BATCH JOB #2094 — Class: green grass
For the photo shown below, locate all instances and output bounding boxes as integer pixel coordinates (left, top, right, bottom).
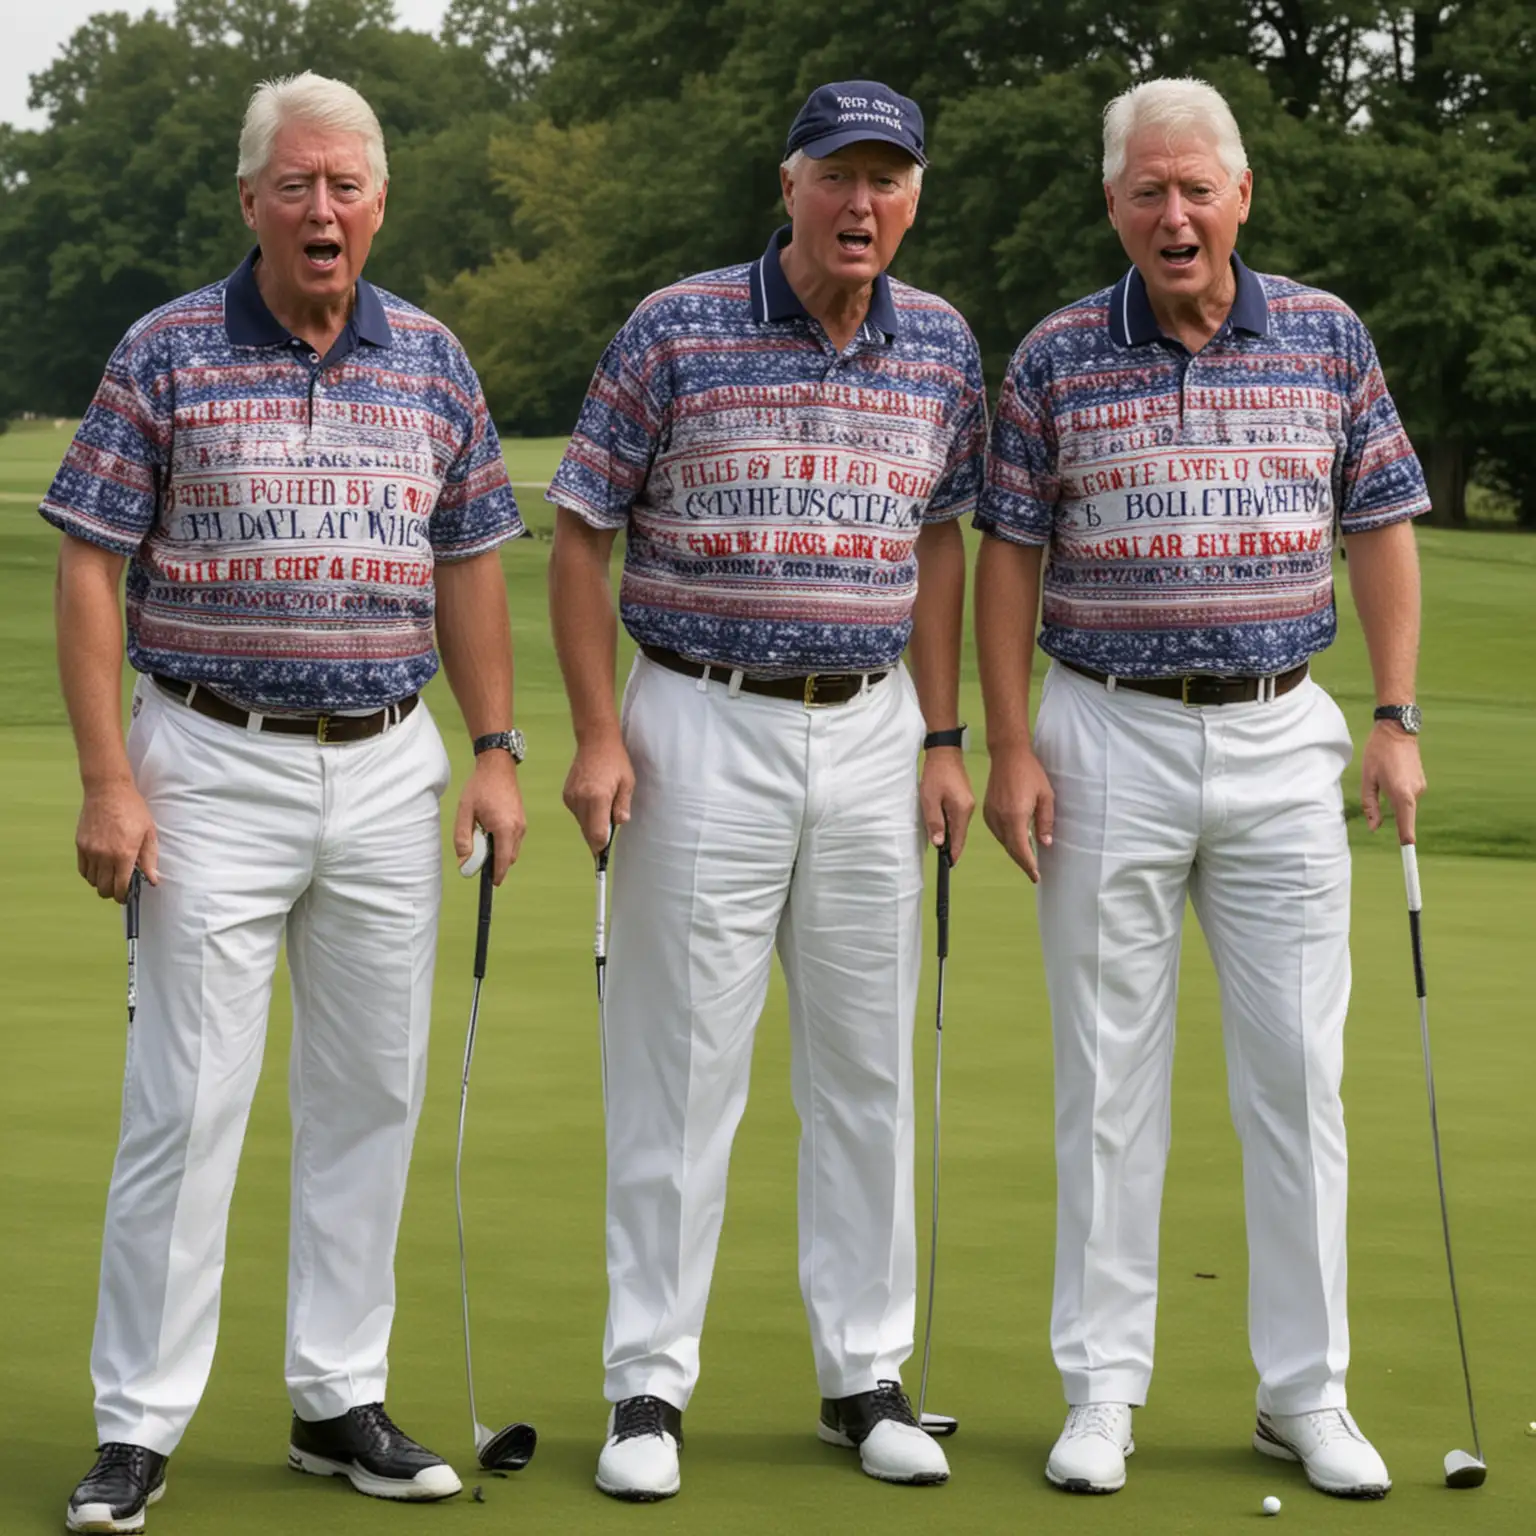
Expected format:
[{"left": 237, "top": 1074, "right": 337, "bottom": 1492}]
[{"left": 1, "top": 422, "right": 1533, "bottom": 1534}]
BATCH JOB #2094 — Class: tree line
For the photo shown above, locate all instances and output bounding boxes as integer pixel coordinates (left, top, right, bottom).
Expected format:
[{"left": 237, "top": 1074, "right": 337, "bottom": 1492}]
[{"left": 1, "top": 0, "right": 1531, "bottom": 527}]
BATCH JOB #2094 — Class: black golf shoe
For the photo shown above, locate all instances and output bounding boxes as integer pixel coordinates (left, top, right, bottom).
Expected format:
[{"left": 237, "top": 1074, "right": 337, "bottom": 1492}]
[
  {"left": 288, "top": 1403, "right": 462, "bottom": 1501},
  {"left": 66, "top": 1443, "right": 167, "bottom": 1533},
  {"left": 818, "top": 1381, "right": 950, "bottom": 1484}
]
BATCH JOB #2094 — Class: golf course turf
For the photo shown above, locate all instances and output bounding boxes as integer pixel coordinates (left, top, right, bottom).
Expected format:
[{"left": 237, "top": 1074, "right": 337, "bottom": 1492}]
[{"left": 1, "top": 419, "right": 1531, "bottom": 1533}]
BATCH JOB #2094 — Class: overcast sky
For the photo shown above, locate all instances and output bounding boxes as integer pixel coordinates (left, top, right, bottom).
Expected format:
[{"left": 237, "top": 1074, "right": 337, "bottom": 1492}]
[{"left": 1, "top": 0, "right": 451, "bottom": 130}]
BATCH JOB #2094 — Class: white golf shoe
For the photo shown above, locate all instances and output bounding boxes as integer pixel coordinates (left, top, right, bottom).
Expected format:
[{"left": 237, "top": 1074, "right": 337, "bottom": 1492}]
[
  {"left": 1045, "top": 1403, "right": 1134, "bottom": 1493},
  {"left": 595, "top": 1396, "right": 683, "bottom": 1502},
  {"left": 1254, "top": 1407, "right": 1391, "bottom": 1498},
  {"left": 817, "top": 1381, "right": 950, "bottom": 1485}
]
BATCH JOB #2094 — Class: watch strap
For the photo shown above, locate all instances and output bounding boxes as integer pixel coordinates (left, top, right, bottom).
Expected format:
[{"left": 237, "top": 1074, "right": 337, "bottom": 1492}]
[{"left": 924, "top": 725, "right": 968, "bottom": 751}]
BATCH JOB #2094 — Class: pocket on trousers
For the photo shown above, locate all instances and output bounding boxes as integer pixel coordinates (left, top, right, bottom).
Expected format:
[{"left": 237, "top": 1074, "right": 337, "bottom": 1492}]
[{"left": 125, "top": 684, "right": 177, "bottom": 795}]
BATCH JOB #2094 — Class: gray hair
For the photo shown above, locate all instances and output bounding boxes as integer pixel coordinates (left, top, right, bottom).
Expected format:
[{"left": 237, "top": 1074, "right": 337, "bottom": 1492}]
[
  {"left": 237, "top": 72, "right": 388, "bottom": 187},
  {"left": 781, "top": 147, "right": 925, "bottom": 191},
  {"left": 1101, "top": 78, "right": 1247, "bottom": 183}
]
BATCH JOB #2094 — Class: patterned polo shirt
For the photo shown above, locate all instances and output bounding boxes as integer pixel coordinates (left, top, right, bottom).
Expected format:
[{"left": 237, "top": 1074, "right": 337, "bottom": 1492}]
[
  {"left": 977, "top": 255, "right": 1430, "bottom": 677},
  {"left": 41, "top": 251, "right": 522, "bottom": 713},
  {"left": 548, "top": 225, "right": 986, "bottom": 675}
]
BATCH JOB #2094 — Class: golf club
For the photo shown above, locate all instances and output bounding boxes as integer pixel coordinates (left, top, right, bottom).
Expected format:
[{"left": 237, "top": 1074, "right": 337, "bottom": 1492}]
[
  {"left": 125, "top": 868, "right": 142, "bottom": 1027},
  {"left": 453, "top": 829, "right": 537, "bottom": 1474},
  {"left": 1401, "top": 841, "right": 1485, "bottom": 1490},
  {"left": 917, "top": 834, "right": 958, "bottom": 1439}
]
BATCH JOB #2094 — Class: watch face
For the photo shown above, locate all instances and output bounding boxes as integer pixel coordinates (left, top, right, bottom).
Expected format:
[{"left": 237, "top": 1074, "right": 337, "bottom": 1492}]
[
  {"left": 507, "top": 728, "right": 527, "bottom": 761},
  {"left": 1401, "top": 703, "right": 1423, "bottom": 734}
]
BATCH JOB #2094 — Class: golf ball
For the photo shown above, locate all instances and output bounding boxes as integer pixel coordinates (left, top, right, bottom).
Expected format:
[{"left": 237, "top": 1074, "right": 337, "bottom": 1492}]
[
  {"left": 1262, "top": 1495, "right": 1282, "bottom": 1516},
  {"left": 1526, "top": 1421, "right": 1536, "bottom": 1436}
]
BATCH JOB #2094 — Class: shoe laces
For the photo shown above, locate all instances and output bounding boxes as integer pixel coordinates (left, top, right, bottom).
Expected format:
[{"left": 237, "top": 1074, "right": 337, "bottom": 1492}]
[
  {"left": 613, "top": 1395, "right": 675, "bottom": 1442},
  {"left": 1295, "top": 1408, "right": 1363, "bottom": 1446},
  {"left": 1064, "top": 1403, "right": 1128, "bottom": 1442},
  {"left": 351, "top": 1402, "right": 407, "bottom": 1444},
  {"left": 96, "top": 1443, "right": 147, "bottom": 1468},
  {"left": 867, "top": 1380, "right": 919, "bottom": 1428}
]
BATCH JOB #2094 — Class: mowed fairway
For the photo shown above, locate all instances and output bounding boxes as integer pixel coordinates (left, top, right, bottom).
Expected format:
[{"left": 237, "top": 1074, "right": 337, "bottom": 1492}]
[{"left": 1, "top": 418, "right": 1532, "bottom": 1534}]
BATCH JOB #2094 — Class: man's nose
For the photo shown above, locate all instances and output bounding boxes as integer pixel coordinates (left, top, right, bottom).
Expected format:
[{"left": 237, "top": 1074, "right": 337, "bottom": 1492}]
[
  {"left": 1160, "top": 189, "right": 1187, "bottom": 229},
  {"left": 308, "top": 181, "right": 335, "bottom": 224},
  {"left": 846, "top": 177, "right": 875, "bottom": 213}
]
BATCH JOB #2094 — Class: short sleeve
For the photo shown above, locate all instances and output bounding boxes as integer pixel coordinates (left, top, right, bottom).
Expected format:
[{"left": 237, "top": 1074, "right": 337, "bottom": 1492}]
[
  {"left": 431, "top": 364, "right": 525, "bottom": 560},
  {"left": 973, "top": 343, "right": 1058, "bottom": 546},
  {"left": 39, "top": 320, "right": 170, "bottom": 555},
  {"left": 1337, "top": 314, "right": 1431, "bottom": 533},
  {"left": 925, "top": 330, "right": 987, "bottom": 523},
  {"left": 546, "top": 313, "right": 666, "bottom": 529}
]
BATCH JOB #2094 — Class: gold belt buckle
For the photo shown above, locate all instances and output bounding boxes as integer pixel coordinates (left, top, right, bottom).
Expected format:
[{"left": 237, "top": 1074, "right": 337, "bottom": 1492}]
[
  {"left": 1180, "top": 676, "right": 1197, "bottom": 708},
  {"left": 316, "top": 715, "right": 332, "bottom": 743},
  {"left": 803, "top": 674, "right": 823, "bottom": 708}
]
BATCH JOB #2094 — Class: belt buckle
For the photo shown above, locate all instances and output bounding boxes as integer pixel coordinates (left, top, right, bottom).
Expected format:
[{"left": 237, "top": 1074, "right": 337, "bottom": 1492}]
[
  {"left": 1180, "top": 675, "right": 1197, "bottom": 708},
  {"left": 316, "top": 715, "right": 332, "bottom": 744},
  {"left": 803, "top": 674, "right": 825, "bottom": 709}
]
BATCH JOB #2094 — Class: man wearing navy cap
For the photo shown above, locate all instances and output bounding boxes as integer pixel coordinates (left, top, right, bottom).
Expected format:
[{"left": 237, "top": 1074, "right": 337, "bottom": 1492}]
[{"left": 548, "top": 80, "right": 985, "bottom": 1498}]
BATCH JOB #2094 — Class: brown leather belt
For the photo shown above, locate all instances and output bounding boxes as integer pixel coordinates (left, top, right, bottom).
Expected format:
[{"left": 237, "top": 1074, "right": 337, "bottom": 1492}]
[
  {"left": 153, "top": 675, "right": 418, "bottom": 742},
  {"left": 641, "top": 645, "right": 889, "bottom": 707},
  {"left": 1061, "top": 659, "right": 1309, "bottom": 707}
]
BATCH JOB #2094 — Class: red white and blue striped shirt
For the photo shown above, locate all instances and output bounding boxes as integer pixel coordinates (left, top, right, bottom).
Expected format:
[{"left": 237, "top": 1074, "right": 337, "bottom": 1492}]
[
  {"left": 40, "top": 252, "right": 522, "bottom": 713},
  {"left": 548, "top": 226, "right": 987, "bottom": 675},
  {"left": 978, "top": 257, "right": 1430, "bottom": 677}
]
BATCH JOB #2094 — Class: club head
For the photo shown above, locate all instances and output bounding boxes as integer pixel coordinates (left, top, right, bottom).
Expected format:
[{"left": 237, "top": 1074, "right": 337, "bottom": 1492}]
[
  {"left": 1443, "top": 1449, "right": 1486, "bottom": 1488},
  {"left": 920, "top": 1411, "right": 958, "bottom": 1438},
  {"left": 476, "top": 1420, "right": 536, "bottom": 1472}
]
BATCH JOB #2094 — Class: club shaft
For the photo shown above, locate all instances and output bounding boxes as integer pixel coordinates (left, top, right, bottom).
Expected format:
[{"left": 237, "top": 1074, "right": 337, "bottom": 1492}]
[
  {"left": 1417, "top": 988, "right": 1482, "bottom": 1461},
  {"left": 918, "top": 839, "right": 952, "bottom": 1422},
  {"left": 474, "top": 841, "right": 495, "bottom": 980},
  {"left": 1403, "top": 844, "right": 1482, "bottom": 1463},
  {"left": 918, "top": 955, "right": 945, "bottom": 1421},
  {"left": 456, "top": 977, "right": 484, "bottom": 1441}
]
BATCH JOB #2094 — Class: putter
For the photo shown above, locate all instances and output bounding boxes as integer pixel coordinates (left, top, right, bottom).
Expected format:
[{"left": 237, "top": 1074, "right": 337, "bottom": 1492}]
[
  {"left": 1402, "top": 842, "right": 1485, "bottom": 1490},
  {"left": 453, "top": 830, "right": 537, "bottom": 1473},
  {"left": 125, "top": 869, "right": 143, "bottom": 1027},
  {"left": 917, "top": 835, "right": 958, "bottom": 1439}
]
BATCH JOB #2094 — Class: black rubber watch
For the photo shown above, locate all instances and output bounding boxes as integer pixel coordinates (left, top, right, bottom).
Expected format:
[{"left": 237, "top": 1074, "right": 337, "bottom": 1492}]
[
  {"left": 473, "top": 729, "right": 526, "bottom": 763},
  {"left": 923, "top": 725, "right": 969, "bottom": 752},
  {"left": 1372, "top": 704, "right": 1422, "bottom": 736}
]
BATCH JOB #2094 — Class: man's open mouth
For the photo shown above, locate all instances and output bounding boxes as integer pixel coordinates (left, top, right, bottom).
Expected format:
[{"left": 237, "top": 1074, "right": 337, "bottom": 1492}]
[
  {"left": 305, "top": 241, "right": 342, "bottom": 269},
  {"left": 1161, "top": 245, "right": 1199, "bottom": 266},
  {"left": 837, "top": 230, "right": 874, "bottom": 252}
]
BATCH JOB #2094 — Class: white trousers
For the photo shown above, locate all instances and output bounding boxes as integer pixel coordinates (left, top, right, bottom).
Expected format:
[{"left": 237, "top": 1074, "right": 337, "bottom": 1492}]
[
  {"left": 93, "top": 678, "right": 451, "bottom": 1454},
  {"left": 1033, "top": 662, "right": 1355, "bottom": 1416},
  {"left": 603, "top": 653, "right": 928, "bottom": 1409}
]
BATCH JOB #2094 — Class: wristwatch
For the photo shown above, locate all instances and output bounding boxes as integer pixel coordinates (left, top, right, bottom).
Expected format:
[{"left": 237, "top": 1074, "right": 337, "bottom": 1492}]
[
  {"left": 923, "top": 724, "right": 969, "bottom": 752},
  {"left": 473, "top": 729, "right": 527, "bottom": 763},
  {"left": 1373, "top": 704, "right": 1422, "bottom": 736}
]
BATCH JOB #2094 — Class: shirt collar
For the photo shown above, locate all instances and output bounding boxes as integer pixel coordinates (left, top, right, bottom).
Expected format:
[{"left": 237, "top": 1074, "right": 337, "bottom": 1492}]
[
  {"left": 748, "top": 224, "right": 900, "bottom": 341},
  {"left": 223, "top": 248, "right": 392, "bottom": 349},
  {"left": 1108, "top": 252, "right": 1269, "bottom": 347}
]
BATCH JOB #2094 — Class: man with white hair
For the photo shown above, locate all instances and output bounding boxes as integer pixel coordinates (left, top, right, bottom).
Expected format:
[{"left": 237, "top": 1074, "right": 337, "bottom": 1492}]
[
  {"left": 548, "top": 79, "right": 983, "bottom": 1500},
  {"left": 976, "top": 77, "right": 1428, "bottom": 1499},
  {"left": 43, "top": 71, "right": 526, "bottom": 1529}
]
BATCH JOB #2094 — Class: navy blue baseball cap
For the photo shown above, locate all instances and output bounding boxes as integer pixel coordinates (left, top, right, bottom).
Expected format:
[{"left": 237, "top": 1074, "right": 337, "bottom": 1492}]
[{"left": 785, "top": 80, "right": 926, "bottom": 167}]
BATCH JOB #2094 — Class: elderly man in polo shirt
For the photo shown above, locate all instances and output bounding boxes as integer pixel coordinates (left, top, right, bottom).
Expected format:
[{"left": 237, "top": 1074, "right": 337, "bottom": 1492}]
[
  {"left": 43, "top": 72, "right": 526, "bottom": 1530},
  {"left": 548, "top": 80, "right": 984, "bottom": 1499},
  {"left": 975, "top": 78, "right": 1429, "bottom": 1499}
]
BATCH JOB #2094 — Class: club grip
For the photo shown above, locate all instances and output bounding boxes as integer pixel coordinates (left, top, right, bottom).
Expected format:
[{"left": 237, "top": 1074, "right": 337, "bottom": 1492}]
[
  {"left": 1401, "top": 841, "right": 1423, "bottom": 914},
  {"left": 125, "top": 869, "right": 142, "bottom": 941},
  {"left": 936, "top": 838, "right": 951, "bottom": 961},
  {"left": 474, "top": 834, "right": 495, "bottom": 980}
]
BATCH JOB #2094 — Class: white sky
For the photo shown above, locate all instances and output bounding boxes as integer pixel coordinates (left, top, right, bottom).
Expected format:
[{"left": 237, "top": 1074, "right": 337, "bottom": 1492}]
[{"left": 0, "top": 0, "right": 451, "bottom": 130}]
